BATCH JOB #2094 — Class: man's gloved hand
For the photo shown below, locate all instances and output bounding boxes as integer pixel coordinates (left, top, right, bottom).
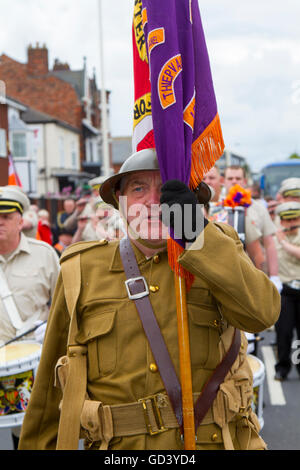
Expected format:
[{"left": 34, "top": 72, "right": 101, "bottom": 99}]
[{"left": 160, "top": 180, "right": 208, "bottom": 243}]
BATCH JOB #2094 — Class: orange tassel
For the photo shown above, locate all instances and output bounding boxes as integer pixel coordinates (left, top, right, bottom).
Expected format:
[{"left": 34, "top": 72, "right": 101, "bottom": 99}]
[
  {"left": 189, "top": 113, "right": 225, "bottom": 190},
  {"left": 167, "top": 238, "right": 195, "bottom": 291},
  {"left": 168, "top": 113, "right": 224, "bottom": 288}
]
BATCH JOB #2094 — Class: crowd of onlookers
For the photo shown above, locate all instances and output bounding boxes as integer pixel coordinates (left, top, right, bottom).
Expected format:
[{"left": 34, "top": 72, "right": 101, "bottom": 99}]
[
  {"left": 203, "top": 165, "right": 300, "bottom": 381},
  {"left": 21, "top": 178, "right": 126, "bottom": 258}
]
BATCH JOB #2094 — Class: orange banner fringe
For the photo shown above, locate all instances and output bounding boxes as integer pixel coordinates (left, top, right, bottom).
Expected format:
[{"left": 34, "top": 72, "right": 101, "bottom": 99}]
[
  {"left": 168, "top": 113, "right": 225, "bottom": 290},
  {"left": 189, "top": 113, "right": 225, "bottom": 190}
]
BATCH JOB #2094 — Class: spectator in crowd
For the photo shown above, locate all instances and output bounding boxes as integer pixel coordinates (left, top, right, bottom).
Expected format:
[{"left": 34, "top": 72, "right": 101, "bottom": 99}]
[
  {"left": 204, "top": 165, "right": 265, "bottom": 271},
  {"left": 63, "top": 196, "right": 94, "bottom": 234},
  {"left": 223, "top": 166, "right": 282, "bottom": 292},
  {"left": 202, "top": 165, "right": 224, "bottom": 202},
  {"left": 56, "top": 198, "right": 76, "bottom": 231},
  {"left": 53, "top": 228, "right": 73, "bottom": 257},
  {"left": 22, "top": 204, "right": 38, "bottom": 239},
  {"left": 273, "top": 201, "right": 300, "bottom": 380},
  {"left": 36, "top": 209, "right": 53, "bottom": 246},
  {"left": 274, "top": 178, "right": 300, "bottom": 227}
]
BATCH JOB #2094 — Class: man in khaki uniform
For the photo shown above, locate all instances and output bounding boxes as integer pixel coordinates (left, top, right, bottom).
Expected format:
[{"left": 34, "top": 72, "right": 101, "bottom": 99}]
[
  {"left": 19, "top": 149, "right": 280, "bottom": 451},
  {"left": 0, "top": 186, "right": 60, "bottom": 448},
  {"left": 273, "top": 201, "right": 300, "bottom": 380}
]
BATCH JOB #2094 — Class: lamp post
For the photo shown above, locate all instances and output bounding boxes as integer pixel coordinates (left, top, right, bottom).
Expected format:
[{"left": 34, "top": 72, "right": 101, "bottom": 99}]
[{"left": 98, "top": 0, "right": 110, "bottom": 177}]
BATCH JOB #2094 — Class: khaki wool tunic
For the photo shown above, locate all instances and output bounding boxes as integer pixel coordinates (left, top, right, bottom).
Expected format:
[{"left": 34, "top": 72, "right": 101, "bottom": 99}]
[{"left": 19, "top": 222, "right": 280, "bottom": 450}]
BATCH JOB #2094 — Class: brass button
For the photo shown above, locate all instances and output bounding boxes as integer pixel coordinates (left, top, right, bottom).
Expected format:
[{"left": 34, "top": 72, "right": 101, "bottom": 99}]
[
  {"left": 149, "top": 285, "right": 159, "bottom": 293},
  {"left": 149, "top": 363, "right": 158, "bottom": 373},
  {"left": 153, "top": 254, "right": 161, "bottom": 264},
  {"left": 211, "top": 433, "right": 218, "bottom": 442},
  {"left": 239, "top": 407, "right": 246, "bottom": 414},
  {"left": 213, "top": 320, "right": 220, "bottom": 327}
]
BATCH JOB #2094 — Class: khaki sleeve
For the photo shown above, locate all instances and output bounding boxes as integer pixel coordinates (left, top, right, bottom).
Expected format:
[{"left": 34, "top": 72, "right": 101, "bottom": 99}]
[
  {"left": 19, "top": 272, "right": 70, "bottom": 450},
  {"left": 179, "top": 222, "right": 281, "bottom": 333}
]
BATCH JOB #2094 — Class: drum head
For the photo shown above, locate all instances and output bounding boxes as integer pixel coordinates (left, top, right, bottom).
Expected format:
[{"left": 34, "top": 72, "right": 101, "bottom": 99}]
[{"left": 0, "top": 342, "right": 41, "bottom": 419}]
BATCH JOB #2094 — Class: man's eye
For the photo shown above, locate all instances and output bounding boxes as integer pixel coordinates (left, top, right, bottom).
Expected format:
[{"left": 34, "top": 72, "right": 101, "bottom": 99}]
[{"left": 133, "top": 186, "right": 143, "bottom": 192}]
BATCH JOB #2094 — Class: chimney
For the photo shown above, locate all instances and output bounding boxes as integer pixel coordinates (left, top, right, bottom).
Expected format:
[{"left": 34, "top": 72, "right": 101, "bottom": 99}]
[
  {"left": 27, "top": 42, "right": 49, "bottom": 76},
  {"left": 53, "top": 58, "right": 70, "bottom": 71}
]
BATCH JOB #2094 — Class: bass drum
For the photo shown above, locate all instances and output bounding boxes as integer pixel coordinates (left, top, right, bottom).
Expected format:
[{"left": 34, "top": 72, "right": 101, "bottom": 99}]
[
  {"left": 0, "top": 341, "right": 41, "bottom": 429},
  {"left": 247, "top": 354, "right": 265, "bottom": 429}
]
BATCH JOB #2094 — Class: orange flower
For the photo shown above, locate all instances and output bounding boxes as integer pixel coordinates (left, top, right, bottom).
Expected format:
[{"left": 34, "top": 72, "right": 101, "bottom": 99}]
[{"left": 223, "top": 184, "right": 252, "bottom": 208}]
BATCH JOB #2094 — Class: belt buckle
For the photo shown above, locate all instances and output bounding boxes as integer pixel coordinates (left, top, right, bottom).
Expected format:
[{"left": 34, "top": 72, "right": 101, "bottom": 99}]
[
  {"left": 138, "top": 395, "right": 167, "bottom": 435},
  {"left": 125, "top": 276, "right": 149, "bottom": 300}
]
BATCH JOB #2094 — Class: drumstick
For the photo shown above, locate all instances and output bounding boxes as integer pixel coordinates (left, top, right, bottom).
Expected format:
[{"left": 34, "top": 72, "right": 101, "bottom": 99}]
[{"left": 0, "top": 321, "right": 47, "bottom": 349}]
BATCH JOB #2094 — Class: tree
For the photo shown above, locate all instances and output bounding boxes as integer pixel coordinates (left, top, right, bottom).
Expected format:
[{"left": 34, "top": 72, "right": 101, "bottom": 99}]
[{"left": 288, "top": 152, "right": 300, "bottom": 159}]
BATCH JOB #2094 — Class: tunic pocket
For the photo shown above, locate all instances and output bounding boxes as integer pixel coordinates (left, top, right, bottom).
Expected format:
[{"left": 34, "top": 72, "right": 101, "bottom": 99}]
[
  {"left": 188, "top": 305, "right": 222, "bottom": 369},
  {"left": 76, "top": 310, "right": 117, "bottom": 380}
]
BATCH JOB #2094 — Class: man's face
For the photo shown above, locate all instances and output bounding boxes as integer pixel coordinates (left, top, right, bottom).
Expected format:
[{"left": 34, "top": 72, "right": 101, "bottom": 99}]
[
  {"left": 224, "top": 168, "right": 246, "bottom": 193},
  {"left": 203, "top": 167, "right": 222, "bottom": 193},
  {"left": 63, "top": 199, "right": 75, "bottom": 214},
  {"left": 280, "top": 216, "right": 300, "bottom": 233},
  {"left": 117, "top": 170, "right": 168, "bottom": 242},
  {"left": 0, "top": 212, "right": 23, "bottom": 247}
]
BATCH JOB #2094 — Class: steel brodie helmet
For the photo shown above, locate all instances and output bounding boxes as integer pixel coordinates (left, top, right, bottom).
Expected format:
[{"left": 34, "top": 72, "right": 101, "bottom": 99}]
[
  {"left": 100, "top": 147, "right": 214, "bottom": 209},
  {"left": 100, "top": 148, "right": 160, "bottom": 209}
]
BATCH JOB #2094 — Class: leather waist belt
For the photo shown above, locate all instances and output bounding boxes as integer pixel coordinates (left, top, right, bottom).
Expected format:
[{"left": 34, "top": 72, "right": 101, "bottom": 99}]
[
  {"left": 119, "top": 237, "right": 241, "bottom": 435},
  {"left": 81, "top": 392, "right": 214, "bottom": 443}
]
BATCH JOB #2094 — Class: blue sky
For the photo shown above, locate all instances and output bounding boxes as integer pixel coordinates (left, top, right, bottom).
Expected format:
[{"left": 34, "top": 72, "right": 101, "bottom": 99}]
[{"left": 1, "top": 0, "right": 300, "bottom": 171}]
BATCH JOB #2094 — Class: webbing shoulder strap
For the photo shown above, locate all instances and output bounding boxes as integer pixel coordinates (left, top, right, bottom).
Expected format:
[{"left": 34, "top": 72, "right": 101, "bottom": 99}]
[
  {"left": 56, "top": 253, "right": 88, "bottom": 450},
  {"left": 120, "top": 237, "right": 183, "bottom": 432}
]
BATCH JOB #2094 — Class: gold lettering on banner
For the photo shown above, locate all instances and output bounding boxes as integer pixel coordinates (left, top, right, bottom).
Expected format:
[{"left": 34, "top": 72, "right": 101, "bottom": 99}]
[
  {"left": 133, "top": 0, "right": 148, "bottom": 62},
  {"left": 148, "top": 28, "right": 165, "bottom": 56},
  {"left": 133, "top": 92, "right": 152, "bottom": 129},
  {"left": 158, "top": 54, "right": 182, "bottom": 109}
]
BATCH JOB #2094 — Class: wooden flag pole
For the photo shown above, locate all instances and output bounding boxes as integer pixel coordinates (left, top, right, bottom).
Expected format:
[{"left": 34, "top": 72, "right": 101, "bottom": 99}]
[{"left": 174, "top": 273, "right": 196, "bottom": 450}]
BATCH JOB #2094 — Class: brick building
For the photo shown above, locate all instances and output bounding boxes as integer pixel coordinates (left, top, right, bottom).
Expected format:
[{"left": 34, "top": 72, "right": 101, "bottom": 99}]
[{"left": 0, "top": 43, "right": 112, "bottom": 192}]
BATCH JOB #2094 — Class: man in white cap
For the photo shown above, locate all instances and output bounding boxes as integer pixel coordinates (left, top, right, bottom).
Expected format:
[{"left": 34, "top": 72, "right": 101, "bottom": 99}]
[
  {"left": 0, "top": 186, "right": 60, "bottom": 448},
  {"left": 274, "top": 201, "right": 300, "bottom": 380}
]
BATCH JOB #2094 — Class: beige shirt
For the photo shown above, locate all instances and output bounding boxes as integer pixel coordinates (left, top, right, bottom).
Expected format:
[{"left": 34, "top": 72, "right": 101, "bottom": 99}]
[
  {"left": 0, "top": 233, "right": 60, "bottom": 343},
  {"left": 274, "top": 229, "right": 300, "bottom": 283},
  {"left": 209, "top": 202, "right": 262, "bottom": 245},
  {"left": 246, "top": 200, "right": 276, "bottom": 239}
]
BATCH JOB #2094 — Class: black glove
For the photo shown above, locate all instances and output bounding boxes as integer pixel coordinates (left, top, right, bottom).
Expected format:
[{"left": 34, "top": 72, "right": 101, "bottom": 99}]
[{"left": 160, "top": 180, "right": 209, "bottom": 243}]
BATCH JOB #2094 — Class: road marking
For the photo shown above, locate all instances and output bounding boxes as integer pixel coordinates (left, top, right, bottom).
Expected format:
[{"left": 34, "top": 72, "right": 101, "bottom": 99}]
[{"left": 261, "top": 345, "right": 286, "bottom": 406}]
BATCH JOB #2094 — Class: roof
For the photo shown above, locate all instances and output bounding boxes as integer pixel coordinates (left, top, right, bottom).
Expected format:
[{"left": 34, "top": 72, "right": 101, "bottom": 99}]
[
  {"left": 0, "top": 53, "right": 82, "bottom": 130},
  {"left": 22, "top": 107, "right": 80, "bottom": 133},
  {"left": 50, "top": 69, "right": 85, "bottom": 99}
]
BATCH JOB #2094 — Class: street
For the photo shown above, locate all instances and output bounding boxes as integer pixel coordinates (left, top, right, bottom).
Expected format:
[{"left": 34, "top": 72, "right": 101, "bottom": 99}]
[{"left": 0, "top": 328, "right": 299, "bottom": 451}]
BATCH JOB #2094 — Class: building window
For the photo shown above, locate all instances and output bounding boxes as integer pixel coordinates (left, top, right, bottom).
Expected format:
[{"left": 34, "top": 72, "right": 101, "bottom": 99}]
[
  {"left": 12, "top": 132, "right": 27, "bottom": 157},
  {"left": 0, "top": 129, "right": 7, "bottom": 157},
  {"left": 71, "top": 141, "right": 77, "bottom": 169},
  {"left": 59, "top": 136, "right": 65, "bottom": 168}
]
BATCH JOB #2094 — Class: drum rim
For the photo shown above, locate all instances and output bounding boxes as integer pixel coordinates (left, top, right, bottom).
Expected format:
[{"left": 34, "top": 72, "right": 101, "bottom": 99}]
[{"left": 0, "top": 341, "right": 41, "bottom": 371}]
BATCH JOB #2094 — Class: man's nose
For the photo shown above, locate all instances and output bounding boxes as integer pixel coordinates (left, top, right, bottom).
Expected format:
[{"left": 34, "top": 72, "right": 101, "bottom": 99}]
[{"left": 147, "top": 187, "right": 161, "bottom": 205}]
